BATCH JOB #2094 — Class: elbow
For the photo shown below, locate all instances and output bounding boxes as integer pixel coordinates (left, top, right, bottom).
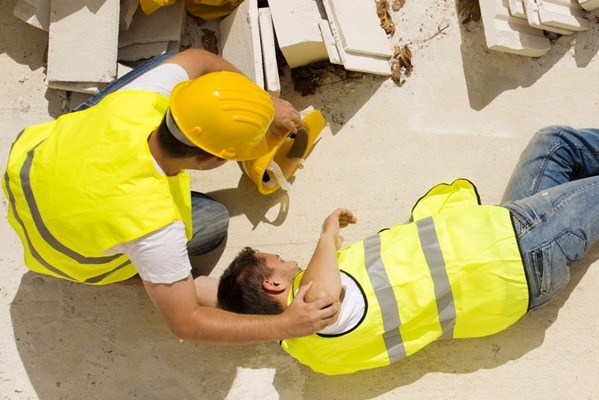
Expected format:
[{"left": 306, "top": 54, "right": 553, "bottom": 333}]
[
  {"left": 163, "top": 314, "right": 204, "bottom": 343},
  {"left": 305, "top": 288, "right": 339, "bottom": 306},
  {"left": 167, "top": 322, "right": 194, "bottom": 342}
]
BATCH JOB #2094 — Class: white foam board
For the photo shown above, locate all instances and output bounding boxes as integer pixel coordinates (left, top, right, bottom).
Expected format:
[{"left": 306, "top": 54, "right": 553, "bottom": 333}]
[
  {"left": 508, "top": 0, "right": 527, "bottom": 17},
  {"left": 324, "top": 0, "right": 392, "bottom": 58},
  {"left": 323, "top": 1, "right": 391, "bottom": 75},
  {"left": 47, "top": 0, "right": 119, "bottom": 84},
  {"left": 220, "top": 0, "right": 263, "bottom": 87},
  {"left": 267, "top": 0, "right": 328, "bottom": 68},
  {"left": 479, "top": 0, "right": 550, "bottom": 57},
  {"left": 319, "top": 19, "right": 342, "bottom": 65},
  {"left": 258, "top": 8, "right": 280, "bottom": 97},
  {"left": 536, "top": 0, "right": 590, "bottom": 31},
  {"left": 118, "top": 1, "right": 186, "bottom": 47},
  {"left": 578, "top": 0, "right": 599, "bottom": 11},
  {"left": 524, "top": 0, "right": 576, "bottom": 34},
  {"left": 13, "top": 0, "right": 50, "bottom": 31}
]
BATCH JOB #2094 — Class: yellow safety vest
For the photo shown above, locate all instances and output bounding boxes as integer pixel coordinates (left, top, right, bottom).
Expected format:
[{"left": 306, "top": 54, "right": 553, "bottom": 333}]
[
  {"left": 283, "top": 179, "right": 529, "bottom": 375},
  {"left": 2, "top": 90, "right": 192, "bottom": 284}
]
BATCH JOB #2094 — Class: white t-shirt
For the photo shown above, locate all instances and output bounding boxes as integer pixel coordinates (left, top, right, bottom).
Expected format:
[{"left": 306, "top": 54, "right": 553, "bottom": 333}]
[
  {"left": 317, "top": 271, "right": 366, "bottom": 335},
  {"left": 107, "top": 63, "right": 193, "bottom": 284}
]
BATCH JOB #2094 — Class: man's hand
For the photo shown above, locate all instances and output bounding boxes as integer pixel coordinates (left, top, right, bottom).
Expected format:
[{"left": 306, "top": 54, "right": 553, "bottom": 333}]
[
  {"left": 269, "top": 96, "right": 302, "bottom": 137},
  {"left": 322, "top": 209, "right": 357, "bottom": 249},
  {"left": 279, "top": 281, "right": 339, "bottom": 338}
]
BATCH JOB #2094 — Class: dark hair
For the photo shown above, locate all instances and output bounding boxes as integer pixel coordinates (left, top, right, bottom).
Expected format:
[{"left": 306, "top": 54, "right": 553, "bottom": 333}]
[
  {"left": 155, "top": 114, "right": 212, "bottom": 159},
  {"left": 217, "top": 247, "right": 284, "bottom": 315}
]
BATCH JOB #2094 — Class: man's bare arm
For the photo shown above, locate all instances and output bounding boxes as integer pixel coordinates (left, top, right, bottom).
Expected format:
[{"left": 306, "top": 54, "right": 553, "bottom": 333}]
[
  {"left": 300, "top": 209, "right": 357, "bottom": 309},
  {"left": 143, "top": 275, "right": 338, "bottom": 344}
]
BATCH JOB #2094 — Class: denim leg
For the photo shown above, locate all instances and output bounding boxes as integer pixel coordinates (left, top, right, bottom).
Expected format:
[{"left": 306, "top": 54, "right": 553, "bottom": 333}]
[
  {"left": 187, "top": 192, "right": 230, "bottom": 256},
  {"left": 71, "top": 52, "right": 175, "bottom": 112},
  {"left": 504, "top": 177, "right": 599, "bottom": 309},
  {"left": 502, "top": 125, "right": 599, "bottom": 203},
  {"left": 501, "top": 125, "right": 599, "bottom": 309}
]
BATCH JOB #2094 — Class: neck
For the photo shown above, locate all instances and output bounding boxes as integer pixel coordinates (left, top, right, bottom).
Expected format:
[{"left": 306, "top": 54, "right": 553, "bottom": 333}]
[{"left": 148, "top": 130, "right": 183, "bottom": 176}]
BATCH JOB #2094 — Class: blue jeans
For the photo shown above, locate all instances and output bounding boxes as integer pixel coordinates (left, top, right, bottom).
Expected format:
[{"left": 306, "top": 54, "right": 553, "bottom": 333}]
[
  {"left": 73, "top": 53, "right": 230, "bottom": 256},
  {"left": 501, "top": 125, "right": 599, "bottom": 310},
  {"left": 188, "top": 192, "right": 229, "bottom": 255}
]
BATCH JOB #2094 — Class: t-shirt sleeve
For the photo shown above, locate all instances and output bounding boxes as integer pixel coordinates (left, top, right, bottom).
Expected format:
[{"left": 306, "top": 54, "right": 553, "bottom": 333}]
[
  {"left": 110, "top": 220, "right": 192, "bottom": 284},
  {"left": 317, "top": 272, "right": 366, "bottom": 335},
  {"left": 119, "top": 63, "right": 189, "bottom": 97}
]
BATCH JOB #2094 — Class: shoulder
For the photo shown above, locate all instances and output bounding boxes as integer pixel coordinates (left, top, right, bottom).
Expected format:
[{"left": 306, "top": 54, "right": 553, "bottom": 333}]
[{"left": 120, "top": 63, "right": 190, "bottom": 97}]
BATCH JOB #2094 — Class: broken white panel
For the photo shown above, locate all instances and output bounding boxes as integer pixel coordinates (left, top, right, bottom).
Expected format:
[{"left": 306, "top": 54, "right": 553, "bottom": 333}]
[
  {"left": 478, "top": 0, "right": 550, "bottom": 57},
  {"left": 119, "top": 1, "right": 186, "bottom": 48},
  {"left": 536, "top": 0, "right": 590, "bottom": 31},
  {"left": 47, "top": 0, "right": 119, "bottom": 84},
  {"left": 524, "top": 0, "right": 576, "bottom": 34},
  {"left": 118, "top": 41, "right": 171, "bottom": 62},
  {"left": 323, "top": 0, "right": 392, "bottom": 58},
  {"left": 508, "top": 0, "right": 527, "bottom": 17},
  {"left": 48, "top": 81, "right": 105, "bottom": 94},
  {"left": 120, "top": 0, "right": 139, "bottom": 31},
  {"left": 258, "top": 8, "right": 280, "bottom": 97},
  {"left": 220, "top": 0, "right": 263, "bottom": 87},
  {"left": 323, "top": 4, "right": 390, "bottom": 75},
  {"left": 68, "top": 63, "right": 133, "bottom": 111},
  {"left": 13, "top": 0, "right": 50, "bottom": 31},
  {"left": 319, "top": 19, "right": 342, "bottom": 65},
  {"left": 268, "top": 0, "right": 329, "bottom": 68},
  {"left": 578, "top": 0, "right": 599, "bottom": 11},
  {"left": 69, "top": 91, "right": 94, "bottom": 111},
  {"left": 322, "top": 0, "right": 390, "bottom": 74}
]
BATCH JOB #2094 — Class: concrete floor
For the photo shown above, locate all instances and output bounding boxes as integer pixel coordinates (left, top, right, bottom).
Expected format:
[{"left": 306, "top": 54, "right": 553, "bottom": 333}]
[{"left": 2, "top": 0, "right": 599, "bottom": 399}]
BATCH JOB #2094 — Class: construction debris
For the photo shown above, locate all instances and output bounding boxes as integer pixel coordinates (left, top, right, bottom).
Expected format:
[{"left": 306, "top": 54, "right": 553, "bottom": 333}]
[
  {"left": 478, "top": 0, "right": 596, "bottom": 57},
  {"left": 377, "top": 0, "right": 396, "bottom": 36},
  {"left": 392, "top": 0, "right": 406, "bottom": 12},
  {"left": 390, "top": 44, "right": 412, "bottom": 85},
  {"left": 291, "top": 61, "right": 364, "bottom": 96},
  {"left": 13, "top": 0, "right": 400, "bottom": 103}
]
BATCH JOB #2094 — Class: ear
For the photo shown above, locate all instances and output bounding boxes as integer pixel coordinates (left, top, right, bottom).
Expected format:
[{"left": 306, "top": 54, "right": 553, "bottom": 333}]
[
  {"left": 194, "top": 154, "right": 227, "bottom": 171},
  {"left": 194, "top": 154, "right": 212, "bottom": 167},
  {"left": 262, "top": 278, "right": 288, "bottom": 295}
]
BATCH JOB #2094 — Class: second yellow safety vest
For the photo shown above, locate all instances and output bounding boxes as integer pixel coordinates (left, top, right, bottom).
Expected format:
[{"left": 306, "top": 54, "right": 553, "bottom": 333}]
[{"left": 283, "top": 179, "right": 529, "bottom": 375}]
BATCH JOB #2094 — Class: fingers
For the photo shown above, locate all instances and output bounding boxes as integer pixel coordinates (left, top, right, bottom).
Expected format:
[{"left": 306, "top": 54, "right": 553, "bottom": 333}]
[
  {"left": 293, "top": 281, "right": 313, "bottom": 301},
  {"left": 270, "top": 97, "right": 302, "bottom": 135},
  {"left": 316, "top": 300, "right": 339, "bottom": 324},
  {"left": 334, "top": 208, "right": 357, "bottom": 227}
]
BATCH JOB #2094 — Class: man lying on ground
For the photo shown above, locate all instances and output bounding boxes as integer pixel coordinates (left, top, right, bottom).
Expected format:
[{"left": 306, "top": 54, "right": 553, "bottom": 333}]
[{"left": 217, "top": 125, "right": 599, "bottom": 374}]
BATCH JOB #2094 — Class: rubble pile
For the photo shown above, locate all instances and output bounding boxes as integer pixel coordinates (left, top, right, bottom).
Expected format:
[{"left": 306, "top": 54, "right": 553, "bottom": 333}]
[
  {"left": 478, "top": 0, "right": 599, "bottom": 57},
  {"left": 13, "top": 0, "right": 397, "bottom": 105}
]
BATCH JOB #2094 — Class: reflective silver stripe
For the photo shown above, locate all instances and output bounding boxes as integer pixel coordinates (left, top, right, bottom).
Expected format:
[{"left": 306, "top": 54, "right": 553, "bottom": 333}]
[
  {"left": 4, "top": 164, "right": 73, "bottom": 280},
  {"left": 363, "top": 234, "right": 406, "bottom": 362},
  {"left": 166, "top": 108, "right": 196, "bottom": 147},
  {"left": 4, "top": 136, "right": 131, "bottom": 283},
  {"left": 416, "top": 217, "right": 456, "bottom": 339}
]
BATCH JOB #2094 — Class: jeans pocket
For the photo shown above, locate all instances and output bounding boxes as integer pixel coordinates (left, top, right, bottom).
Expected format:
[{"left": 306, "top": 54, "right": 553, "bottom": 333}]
[{"left": 529, "top": 230, "right": 583, "bottom": 303}]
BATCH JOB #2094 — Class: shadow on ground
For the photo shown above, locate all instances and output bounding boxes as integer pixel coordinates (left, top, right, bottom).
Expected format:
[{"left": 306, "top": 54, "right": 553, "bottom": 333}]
[
  {"left": 10, "top": 244, "right": 595, "bottom": 399},
  {"left": 278, "top": 245, "right": 596, "bottom": 399},
  {"left": 455, "top": 1, "right": 599, "bottom": 111},
  {"left": 10, "top": 272, "right": 265, "bottom": 399}
]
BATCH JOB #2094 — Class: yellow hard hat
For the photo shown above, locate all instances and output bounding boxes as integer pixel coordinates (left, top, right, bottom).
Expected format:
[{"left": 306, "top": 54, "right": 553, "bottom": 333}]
[
  {"left": 168, "top": 71, "right": 275, "bottom": 161},
  {"left": 242, "top": 108, "right": 326, "bottom": 195}
]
